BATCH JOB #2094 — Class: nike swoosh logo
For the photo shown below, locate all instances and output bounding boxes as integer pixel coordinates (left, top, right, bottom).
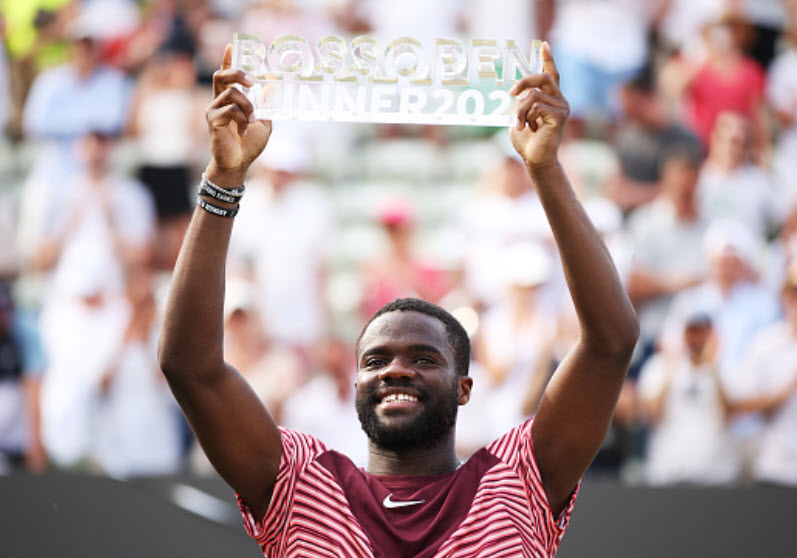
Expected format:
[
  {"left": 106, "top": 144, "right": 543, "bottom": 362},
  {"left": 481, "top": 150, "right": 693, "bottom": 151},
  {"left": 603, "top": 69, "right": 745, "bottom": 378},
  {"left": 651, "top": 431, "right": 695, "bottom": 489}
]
[{"left": 382, "top": 494, "right": 426, "bottom": 509}]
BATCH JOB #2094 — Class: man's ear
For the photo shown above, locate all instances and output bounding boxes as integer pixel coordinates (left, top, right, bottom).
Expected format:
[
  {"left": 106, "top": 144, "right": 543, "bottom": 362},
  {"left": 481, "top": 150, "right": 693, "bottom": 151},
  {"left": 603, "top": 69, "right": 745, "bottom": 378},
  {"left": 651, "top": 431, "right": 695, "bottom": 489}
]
[{"left": 458, "top": 376, "right": 473, "bottom": 405}]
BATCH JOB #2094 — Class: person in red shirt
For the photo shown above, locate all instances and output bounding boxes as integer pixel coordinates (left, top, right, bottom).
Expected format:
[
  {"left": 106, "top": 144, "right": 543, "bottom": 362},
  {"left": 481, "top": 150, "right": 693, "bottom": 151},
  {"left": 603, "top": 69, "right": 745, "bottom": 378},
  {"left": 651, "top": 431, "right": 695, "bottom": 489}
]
[
  {"left": 158, "top": 43, "right": 638, "bottom": 557},
  {"left": 661, "top": 16, "right": 768, "bottom": 154}
]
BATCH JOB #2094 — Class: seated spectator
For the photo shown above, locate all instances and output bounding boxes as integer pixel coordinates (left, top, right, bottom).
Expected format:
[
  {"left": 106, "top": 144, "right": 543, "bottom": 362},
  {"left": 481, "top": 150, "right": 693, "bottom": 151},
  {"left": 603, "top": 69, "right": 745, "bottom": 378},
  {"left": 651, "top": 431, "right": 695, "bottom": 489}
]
[
  {"left": 281, "top": 338, "right": 368, "bottom": 467},
  {"left": 458, "top": 153, "right": 550, "bottom": 307},
  {"left": 39, "top": 262, "right": 129, "bottom": 468},
  {"left": 0, "top": 280, "right": 46, "bottom": 474},
  {"left": 190, "top": 278, "right": 304, "bottom": 475},
  {"left": 731, "top": 262, "right": 797, "bottom": 486},
  {"left": 228, "top": 136, "right": 332, "bottom": 365},
  {"left": 661, "top": 219, "right": 780, "bottom": 378},
  {"left": 221, "top": 278, "right": 304, "bottom": 425},
  {"left": 608, "top": 68, "right": 702, "bottom": 212},
  {"left": 698, "top": 111, "right": 782, "bottom": 239},
  {"left": 627, "top": 146, "right": 708, "bottom": 373},
  {"left": 467, "top": 242, "right": 557, "bottom": 448},
  {"left": 639, "top": 311, "right": 740, "bottom": 485},
  {"left": 92, "top": 265, "right": 183, "bottom": 478}
]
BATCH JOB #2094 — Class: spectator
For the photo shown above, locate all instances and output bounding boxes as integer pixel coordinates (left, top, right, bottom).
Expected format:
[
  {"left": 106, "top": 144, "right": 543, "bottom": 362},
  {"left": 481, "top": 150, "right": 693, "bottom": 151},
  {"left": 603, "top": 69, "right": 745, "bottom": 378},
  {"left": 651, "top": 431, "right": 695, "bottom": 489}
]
[
  {"left": 697, "top": 111, "right": 782, "bottom": 239},
  {"left": 38, "top": 262, "right": 129, "bottom": 468},
  {"left": 191, "top": 278, "right": 304, "bottom": 475},
  {"left": 661, "top": 219, "right": 779, "bottom": 386},
  {"left": 221, "top": 278, "right": 304, "bottom": 424},
  {"left": 459, "top": 151, "right": 550, "bottom": 307},
  {"left": 22, "top": 18, "right": 132, "bottom": 180},
  {"left": 639, "top": 311, "right": 740, "bottom": 485},
  {"left": 660, "top": 15, "right": 768, "bottom": 152},
  {"left": 467, "top": 242, "right": 557, "bottom": 448},
  {"left": 731, "top": 262, "right": 797, "bottom": 486},
  {"left": 27, "top": 131, "right": 155, "bottom": 300},
  {"left": 627, "top": 146, "right": 708, "bottom": 372},
  {"left": 549, "top": 0, "right": 656, "bottom": 134},
  {"left": 229, "top": 133, "right": 333, "bottom": 365},
  {"left": 128, "top": 28, "right": 205, "bottom": 270},
  {"left": 0, "top": 280, "right": 46, "bottom": 474},
  {"left": 92, "top": 265, "right": 183, "bottom": 478},
  {"left": 608, "top": 68, "right": 702, "bottom": 211},
  {"left": 281, "top": 338, "right": 368, "bottom": 467},
  {"left": 360, "top": 198, "right": 451, "bottom": 319}
]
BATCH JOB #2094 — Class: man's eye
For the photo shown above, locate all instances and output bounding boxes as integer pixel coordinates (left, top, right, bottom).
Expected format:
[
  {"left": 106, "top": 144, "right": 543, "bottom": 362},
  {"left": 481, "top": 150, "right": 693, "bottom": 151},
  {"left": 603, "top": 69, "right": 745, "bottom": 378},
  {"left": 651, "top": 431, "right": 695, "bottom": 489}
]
[
  {"left": 365, "top": 358, "right": 386, "bottom": 367},
  {"left": 416, "top": 357, "right": 436, "bottom": 365}
]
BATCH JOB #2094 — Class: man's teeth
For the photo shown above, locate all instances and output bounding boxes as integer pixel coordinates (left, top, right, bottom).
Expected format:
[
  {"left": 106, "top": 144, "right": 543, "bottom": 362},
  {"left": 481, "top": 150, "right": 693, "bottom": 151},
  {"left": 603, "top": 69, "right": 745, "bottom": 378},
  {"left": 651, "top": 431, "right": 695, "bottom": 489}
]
[{"left": 382, "top": 393, "right": 418, "bottom": 403}]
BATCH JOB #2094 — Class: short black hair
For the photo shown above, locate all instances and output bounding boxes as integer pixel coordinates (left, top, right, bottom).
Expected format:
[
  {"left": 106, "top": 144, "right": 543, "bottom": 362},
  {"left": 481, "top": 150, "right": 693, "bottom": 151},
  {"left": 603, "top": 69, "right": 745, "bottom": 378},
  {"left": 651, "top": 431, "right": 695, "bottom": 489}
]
[{"left": 356, "top": 298, "right": 471, "bottom": 376}]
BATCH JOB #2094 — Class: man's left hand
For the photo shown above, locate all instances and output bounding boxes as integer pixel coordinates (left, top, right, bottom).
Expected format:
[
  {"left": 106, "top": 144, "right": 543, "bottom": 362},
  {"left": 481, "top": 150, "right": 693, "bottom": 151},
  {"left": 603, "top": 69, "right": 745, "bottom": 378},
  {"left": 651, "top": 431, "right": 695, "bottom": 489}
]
[{"left": 509, "top": 42, "right": 569, "bottom": 170}]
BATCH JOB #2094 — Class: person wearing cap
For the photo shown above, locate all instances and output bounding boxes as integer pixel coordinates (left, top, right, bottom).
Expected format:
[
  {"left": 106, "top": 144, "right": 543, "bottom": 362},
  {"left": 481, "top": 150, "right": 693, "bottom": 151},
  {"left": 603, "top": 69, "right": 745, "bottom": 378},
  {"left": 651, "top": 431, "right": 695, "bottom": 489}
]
[
  {"left": 729, "top": 262, "right": 797, "bottom": 486},
  {"left": 660, "top": 219, "right": 779, "bottom": 377},
  {"left": 159, "top": 43, "right": 638, "bottom": 556},
  {"left": 638, "top": 310, "right": 740, "bottom": 485}
]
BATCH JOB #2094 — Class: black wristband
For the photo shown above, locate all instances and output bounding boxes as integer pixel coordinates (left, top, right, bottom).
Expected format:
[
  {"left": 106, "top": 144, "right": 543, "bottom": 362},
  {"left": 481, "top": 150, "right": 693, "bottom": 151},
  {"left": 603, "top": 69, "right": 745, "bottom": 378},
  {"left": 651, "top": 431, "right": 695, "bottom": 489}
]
[
  {"left": 199, "top": 173, "right": 245, "bottom": 202},
  {"left": 197, "top": 196, "right": 239, "bottom": 218}
]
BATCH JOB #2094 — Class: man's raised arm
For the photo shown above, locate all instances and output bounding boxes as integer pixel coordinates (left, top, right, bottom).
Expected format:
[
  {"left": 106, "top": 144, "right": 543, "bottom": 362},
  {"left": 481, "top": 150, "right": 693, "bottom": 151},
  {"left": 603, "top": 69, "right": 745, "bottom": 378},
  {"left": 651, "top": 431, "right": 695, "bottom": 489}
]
[
  {"left": 157, "top": 45, "right": 280, "bottom": 521},
  {"left": 509, "top": 44, "right": 639, "bottom": 516}
]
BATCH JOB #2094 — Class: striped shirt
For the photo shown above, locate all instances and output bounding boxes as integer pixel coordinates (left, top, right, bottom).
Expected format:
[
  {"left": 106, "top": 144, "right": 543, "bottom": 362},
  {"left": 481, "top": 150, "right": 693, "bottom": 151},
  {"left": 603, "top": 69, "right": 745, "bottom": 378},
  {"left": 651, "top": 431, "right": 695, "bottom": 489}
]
[{"left": 237, "top": 419, "right": 578, "bottom": 557}]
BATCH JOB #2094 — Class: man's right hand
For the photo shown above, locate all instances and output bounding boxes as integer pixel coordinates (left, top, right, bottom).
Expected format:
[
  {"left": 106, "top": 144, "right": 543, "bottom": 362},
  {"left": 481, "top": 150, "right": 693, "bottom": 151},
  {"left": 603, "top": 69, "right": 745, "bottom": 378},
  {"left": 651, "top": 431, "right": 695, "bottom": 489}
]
[{"left": 205, "top": 44, "right": 272, "bottom": 185}]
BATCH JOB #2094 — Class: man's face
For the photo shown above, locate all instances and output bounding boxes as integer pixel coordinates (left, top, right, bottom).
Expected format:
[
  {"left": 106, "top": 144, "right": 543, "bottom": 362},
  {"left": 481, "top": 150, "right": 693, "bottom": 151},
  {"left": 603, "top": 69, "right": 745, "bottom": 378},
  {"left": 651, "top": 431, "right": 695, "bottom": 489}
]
[{"left": 355, "top": 311, "right": 470, "bottom": 452}]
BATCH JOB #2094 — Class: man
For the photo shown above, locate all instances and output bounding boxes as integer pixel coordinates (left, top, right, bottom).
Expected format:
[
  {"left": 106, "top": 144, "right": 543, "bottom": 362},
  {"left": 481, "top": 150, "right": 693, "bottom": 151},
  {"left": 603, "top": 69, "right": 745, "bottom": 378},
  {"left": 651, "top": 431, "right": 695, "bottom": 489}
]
[{"left": 158, "top": 43, "right": 639, "bottom": 556}]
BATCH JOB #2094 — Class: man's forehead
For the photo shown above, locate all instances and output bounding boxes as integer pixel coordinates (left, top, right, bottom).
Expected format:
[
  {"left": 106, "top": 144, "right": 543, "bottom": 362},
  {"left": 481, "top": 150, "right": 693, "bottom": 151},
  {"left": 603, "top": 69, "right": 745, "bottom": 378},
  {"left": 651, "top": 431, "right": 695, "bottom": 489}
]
[{"left": 358, "top": 311, "right": 449, "bottom": 352}]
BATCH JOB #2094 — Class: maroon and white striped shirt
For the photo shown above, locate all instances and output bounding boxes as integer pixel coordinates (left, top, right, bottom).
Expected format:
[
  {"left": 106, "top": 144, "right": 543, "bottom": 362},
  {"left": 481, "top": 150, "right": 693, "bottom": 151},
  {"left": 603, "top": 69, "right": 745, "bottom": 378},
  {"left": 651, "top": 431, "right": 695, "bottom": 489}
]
[{"left": 237, "top": 419, "right": 578, "bottom": 557}]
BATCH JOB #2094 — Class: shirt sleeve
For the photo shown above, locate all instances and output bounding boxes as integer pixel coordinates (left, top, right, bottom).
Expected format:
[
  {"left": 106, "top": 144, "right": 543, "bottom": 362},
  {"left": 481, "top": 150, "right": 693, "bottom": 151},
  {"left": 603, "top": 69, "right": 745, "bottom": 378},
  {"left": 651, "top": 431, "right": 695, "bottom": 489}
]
[
  {"left": 490, "top": 419, "right": 580, "bottom": 555},
  {"left": 236, "top": 428, "right": 328, "bottom": 555}
]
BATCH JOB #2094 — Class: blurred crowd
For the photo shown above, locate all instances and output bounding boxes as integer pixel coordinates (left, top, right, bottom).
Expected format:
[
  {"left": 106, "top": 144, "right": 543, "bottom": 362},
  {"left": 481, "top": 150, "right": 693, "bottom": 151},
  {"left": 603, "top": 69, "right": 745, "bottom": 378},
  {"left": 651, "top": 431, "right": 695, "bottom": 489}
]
[{"left": 1, "top": 0, "right": 797, "bottom": 490}]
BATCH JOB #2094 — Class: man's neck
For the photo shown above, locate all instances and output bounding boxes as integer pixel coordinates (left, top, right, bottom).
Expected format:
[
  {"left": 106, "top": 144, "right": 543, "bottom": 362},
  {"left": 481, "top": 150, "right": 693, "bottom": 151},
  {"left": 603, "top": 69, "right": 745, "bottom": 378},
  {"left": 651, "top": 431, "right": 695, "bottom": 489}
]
[{"left": 366, "top": 435, "right": 460, "bottom": 476}]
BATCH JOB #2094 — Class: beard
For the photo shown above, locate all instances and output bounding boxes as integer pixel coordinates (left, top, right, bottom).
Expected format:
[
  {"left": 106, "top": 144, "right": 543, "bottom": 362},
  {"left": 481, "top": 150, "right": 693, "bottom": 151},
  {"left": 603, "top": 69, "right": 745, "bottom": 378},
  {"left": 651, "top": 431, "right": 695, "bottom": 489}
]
[{"left": 355, "top": 378, "right": 460, "bottom": 452}]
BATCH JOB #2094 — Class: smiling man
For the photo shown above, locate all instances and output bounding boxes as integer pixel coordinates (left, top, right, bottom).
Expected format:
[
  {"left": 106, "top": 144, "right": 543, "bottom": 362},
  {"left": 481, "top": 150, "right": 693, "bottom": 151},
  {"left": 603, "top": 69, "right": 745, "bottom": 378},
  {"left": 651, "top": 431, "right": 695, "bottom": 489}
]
[{"left": 158, "top": 42, "right": 639, "bottom": 558}]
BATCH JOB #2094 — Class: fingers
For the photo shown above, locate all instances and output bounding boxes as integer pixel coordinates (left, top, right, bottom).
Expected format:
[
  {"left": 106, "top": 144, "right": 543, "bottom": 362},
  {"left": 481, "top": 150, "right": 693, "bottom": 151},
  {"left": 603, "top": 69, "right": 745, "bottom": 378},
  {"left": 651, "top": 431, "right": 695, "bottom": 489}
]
[
  {"left": 213, "top": 68, "right": 254, "bottom": 98},
  {"left": 207, "top": 86, "right": 255, "bottom": 131},
  {"left": 509, "top": 42, "right": 561, "bottom": 98},
  {"left": 509, "top": 71, "right": 561, "bottom": 99},
  {"left": 512, "top": 88, "right": 569, "bottom": 131}
]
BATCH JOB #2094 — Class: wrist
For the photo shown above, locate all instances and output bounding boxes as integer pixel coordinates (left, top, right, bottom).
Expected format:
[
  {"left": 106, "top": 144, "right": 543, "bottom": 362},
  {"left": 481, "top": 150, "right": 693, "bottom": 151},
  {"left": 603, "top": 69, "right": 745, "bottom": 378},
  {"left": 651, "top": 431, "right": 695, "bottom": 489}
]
[
  {"left": 526, "top": 158, "right": 562, "bottom": 175},
  {"left": 204, "top": 161, "right": 248, "bottom": 189}
]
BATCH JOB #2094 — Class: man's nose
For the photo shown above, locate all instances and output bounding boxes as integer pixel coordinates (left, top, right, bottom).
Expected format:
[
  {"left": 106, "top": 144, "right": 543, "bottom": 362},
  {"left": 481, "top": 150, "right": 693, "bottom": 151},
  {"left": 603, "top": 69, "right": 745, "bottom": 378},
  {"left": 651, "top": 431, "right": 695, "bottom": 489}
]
[{"left": 377, "top": 359, "right": 416, "bottom": 381}]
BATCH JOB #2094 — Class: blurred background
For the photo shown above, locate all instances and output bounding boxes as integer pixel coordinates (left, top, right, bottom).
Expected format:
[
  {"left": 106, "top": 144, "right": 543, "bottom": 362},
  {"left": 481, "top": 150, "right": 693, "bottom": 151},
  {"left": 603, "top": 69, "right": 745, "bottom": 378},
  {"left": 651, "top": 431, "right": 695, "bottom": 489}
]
[{"left": 1, "top": 0, "right": 796, "bottom": 555}]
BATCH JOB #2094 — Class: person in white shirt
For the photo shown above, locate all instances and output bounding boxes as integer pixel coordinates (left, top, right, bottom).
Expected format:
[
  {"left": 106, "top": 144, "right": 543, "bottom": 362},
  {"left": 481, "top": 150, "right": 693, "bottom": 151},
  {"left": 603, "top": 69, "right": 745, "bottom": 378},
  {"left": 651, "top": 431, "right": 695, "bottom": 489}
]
[
  {"left": 639, "top": 311, "right": 740, "bottom": 485},
  {"left": 731, "top": 263, "right": 797, "bottom": 486},
  {"left": 697, "top": 111, "right": 783, "bottom": 239}
]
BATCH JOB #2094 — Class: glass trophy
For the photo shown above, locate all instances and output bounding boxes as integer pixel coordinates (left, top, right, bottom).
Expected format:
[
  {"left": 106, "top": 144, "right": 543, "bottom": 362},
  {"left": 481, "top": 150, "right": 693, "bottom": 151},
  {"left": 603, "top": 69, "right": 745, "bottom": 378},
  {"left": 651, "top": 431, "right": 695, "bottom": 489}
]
[{"left": 232, "top": 33, "right": 543, "bottom": 126}]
